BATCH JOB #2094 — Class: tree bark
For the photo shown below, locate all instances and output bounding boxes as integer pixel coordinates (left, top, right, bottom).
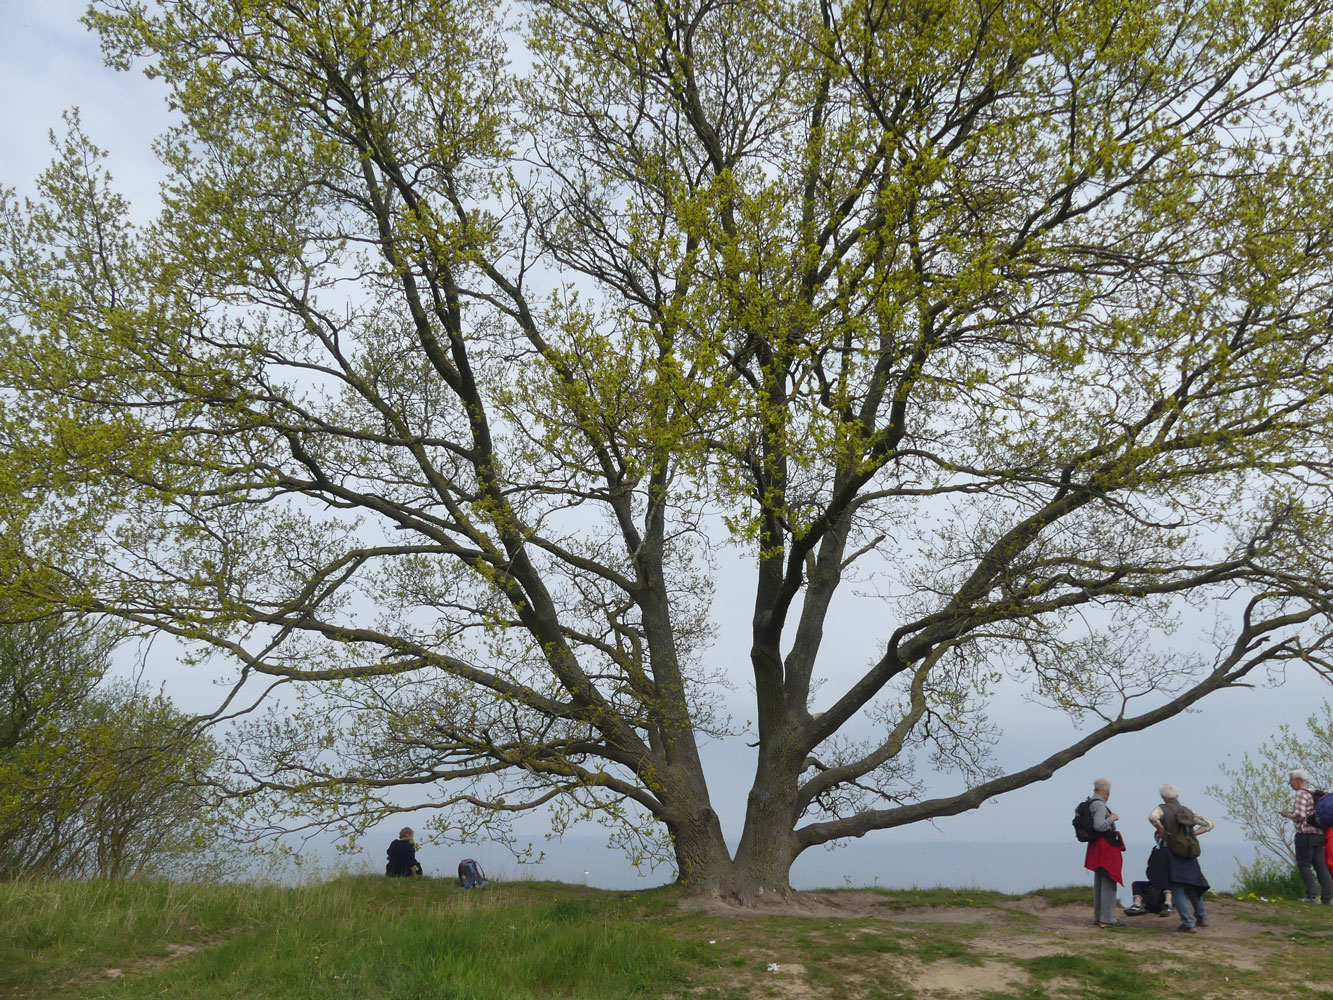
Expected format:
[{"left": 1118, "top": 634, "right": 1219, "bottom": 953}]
[{"left": 667, "top": 803, "right": 732, "bottom": 888}]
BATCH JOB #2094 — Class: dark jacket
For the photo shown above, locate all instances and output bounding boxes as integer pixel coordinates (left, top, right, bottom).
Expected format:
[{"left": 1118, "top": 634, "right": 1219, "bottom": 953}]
[
  {"left": 1163, "top": 845, "right": 1209, "bottom": 889},
  {"left": 386, "top": 838, "right": 421, "bottom": 877},
  {"left": 1145, "top": 840, "right": 1172, "bottom": 888}
]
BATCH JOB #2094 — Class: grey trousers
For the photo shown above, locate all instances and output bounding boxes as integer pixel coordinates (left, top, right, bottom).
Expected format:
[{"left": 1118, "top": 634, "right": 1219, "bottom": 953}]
[
  {"left": 1295, "top": 832, "right": 1332, "bottom": 902},
  {"left": 1092, "top": 869, "right": 1118, "bottom": 924}
]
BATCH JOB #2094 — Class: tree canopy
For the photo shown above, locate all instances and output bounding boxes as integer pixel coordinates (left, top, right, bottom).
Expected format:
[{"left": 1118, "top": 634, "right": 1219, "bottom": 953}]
[{"left": 3, "top": 0, "right": 1333, "bottom": 898}]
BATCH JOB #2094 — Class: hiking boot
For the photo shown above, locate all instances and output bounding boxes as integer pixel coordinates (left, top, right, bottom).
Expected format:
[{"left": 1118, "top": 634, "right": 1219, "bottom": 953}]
[
  {"left": 1196, "top": 918, "right": 1208, "bottom": 927},
  {"left": 1176, "top": 924, "right": 1196, "bottom": 933}
]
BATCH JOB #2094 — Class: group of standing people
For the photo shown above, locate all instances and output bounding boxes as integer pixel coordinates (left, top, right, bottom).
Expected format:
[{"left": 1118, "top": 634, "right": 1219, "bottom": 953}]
[
  {"left": 1084, "top": 769, "right": 1333, "bottom": 931},
  {"left": 1082, "top": 779, "right": 1212, "bottom": 932}
]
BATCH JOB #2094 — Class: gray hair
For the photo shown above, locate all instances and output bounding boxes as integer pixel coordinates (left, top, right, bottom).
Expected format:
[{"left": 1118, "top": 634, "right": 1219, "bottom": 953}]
[
  {"left": 399, "top": 827, "right": 414, "bottom": 839},
  {"left": 1159, "top": 783, "right": 1179, "bottom": 801},
  {"left": 1290, "top": 769, "right": 1312, "bottom": 785},
  {"left": 1093, "top": 778, "right": 1111, "bottom": 794}
]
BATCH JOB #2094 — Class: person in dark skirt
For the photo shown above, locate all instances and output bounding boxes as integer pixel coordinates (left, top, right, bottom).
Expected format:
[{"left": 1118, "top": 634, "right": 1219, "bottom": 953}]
[
  {"left": 1150, "top": 784, "right": 1212, "bottom": 932},
  {"left": 386, "top": 826, "right": 423, "bottom": 877}
]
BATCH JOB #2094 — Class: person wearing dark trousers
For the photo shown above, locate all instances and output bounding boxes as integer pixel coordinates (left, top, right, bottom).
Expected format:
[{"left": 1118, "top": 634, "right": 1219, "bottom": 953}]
[
  {"left": 1279, "top": 769, "right": 1332, "bottom": 904},
  {"left": 1124, "top": 838, "right": 1174, "bottom": 917}
]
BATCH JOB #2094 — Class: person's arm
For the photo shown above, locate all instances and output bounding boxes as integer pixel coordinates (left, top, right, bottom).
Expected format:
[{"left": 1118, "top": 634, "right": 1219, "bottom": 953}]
[
  {"left": 1089, "top": 798, "right": 1115, "bottom": 832},
  {"left": 1192, "top": 813, "right": 1214, "bottom": 835},
  {"left": 1286, "top": 789, "right": 1314, "bottom": 825},
  {"left": 1281, "top": 789, "right": 1312, "bottom": 821}
]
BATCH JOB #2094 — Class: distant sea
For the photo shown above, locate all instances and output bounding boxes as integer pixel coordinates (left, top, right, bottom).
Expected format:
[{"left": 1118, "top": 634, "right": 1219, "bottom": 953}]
[{"left": 329, "top": 833, "right": 1254, "bottom": 895}]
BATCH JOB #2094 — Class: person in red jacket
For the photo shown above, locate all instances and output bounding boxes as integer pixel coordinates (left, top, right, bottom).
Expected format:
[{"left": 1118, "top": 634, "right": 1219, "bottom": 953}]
[
  {"left": 1084, "top": 778, "right": 1126, "bottom": 928},
  {"left": 1318, "top": 790, "right": 1333, "bottom": 879}
]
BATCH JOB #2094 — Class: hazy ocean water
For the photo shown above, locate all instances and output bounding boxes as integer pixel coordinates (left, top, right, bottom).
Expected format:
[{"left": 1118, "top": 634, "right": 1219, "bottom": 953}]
[{"left": 342, "top": 833, "right": 1253, "bottom": 895}]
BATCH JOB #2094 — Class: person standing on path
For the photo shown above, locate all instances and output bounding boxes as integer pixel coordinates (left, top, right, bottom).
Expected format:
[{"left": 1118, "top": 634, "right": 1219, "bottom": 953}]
[
  {"left": 1279, "top": 769, "right": 1332, "bottom": 904},
  {"left": 1084, "top": 778, "right": 1126, "bottom": 928},
  {"left": 1150, "top": 784, "right": 1212, "bottom": 932},
  {"left": 1321, "top": 791, "right": 1333, "bottom": 881}
]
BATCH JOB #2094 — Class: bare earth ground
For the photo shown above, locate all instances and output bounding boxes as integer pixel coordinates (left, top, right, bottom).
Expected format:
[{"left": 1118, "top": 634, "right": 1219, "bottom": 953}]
[{"left": 676, "top": 891, "right": 1309, "bottom": 999}]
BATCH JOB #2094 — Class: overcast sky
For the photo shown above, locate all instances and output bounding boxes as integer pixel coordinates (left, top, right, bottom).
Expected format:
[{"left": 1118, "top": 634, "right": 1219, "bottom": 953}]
[{"left": 4, "top": 0, "right": 1332, "bottom": 889}]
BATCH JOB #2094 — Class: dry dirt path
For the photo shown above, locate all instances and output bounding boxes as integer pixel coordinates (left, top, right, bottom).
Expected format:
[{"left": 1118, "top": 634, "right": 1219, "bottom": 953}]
[{"left": 676, "top": 891, "right": 1329, "bottom": 999}]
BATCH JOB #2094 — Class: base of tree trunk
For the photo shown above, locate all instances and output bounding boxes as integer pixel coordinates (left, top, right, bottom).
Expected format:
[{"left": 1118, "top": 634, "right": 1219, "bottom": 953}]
[
  {"left": 674, "top": 884, "right": 891, "bottom": 917},
  {"left": 678, "top": 874, "right": 797, "bottom": 908}
]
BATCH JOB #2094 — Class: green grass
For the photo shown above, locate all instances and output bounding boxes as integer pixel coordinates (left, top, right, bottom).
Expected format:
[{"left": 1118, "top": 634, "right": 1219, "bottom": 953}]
[
  {"left": 0, "top": 877, "right": 704, "bottom": 1000},
  {"left": 1, "top": 878, "right": 256, "bottom": 990},
  {"left": 1024, "top": 885, "right": 1088, "bottom": 906},
  {"left": 1020, "top": 953, "right": 1142, "bottom": 1000},
  {"left": 860, "top": 885, "right": 1014, "bottom": 910},
  {"left": 7, "top": 877, "right": 1333, "bottom": 1000}
]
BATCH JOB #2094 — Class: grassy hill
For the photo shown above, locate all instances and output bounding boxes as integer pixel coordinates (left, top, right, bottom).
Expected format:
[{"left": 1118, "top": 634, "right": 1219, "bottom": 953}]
[{"left": 4, "top": 876, "right": 1333, "bottom": 999}]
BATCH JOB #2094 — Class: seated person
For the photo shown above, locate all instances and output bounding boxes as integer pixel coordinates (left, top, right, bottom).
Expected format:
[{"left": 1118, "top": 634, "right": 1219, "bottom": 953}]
[
  {"left": 1124, "top": 836, "right": 1174, "bottom": 916},
  {"left": 386, "top": 826, "right": 424, "bottom": 877}
]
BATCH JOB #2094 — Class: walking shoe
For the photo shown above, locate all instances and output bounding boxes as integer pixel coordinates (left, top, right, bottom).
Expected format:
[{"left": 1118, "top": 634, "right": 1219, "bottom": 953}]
[
  {"left": 1123, "top": 904, "right": 1147, "bottom": 916},
  {"left": 1196, "top": 918, "right": 1208, "bottom": 927},
  {"left": 1301, "top": 897, "right": 1318, "bottom": 903},
  {"left": 1097, "top": 920, "right": 1126, "bottom": 929},
  {"left": 1176, "top": 924, "right": 1196, "bottom": 933},
  {"left": 1159, "top": 903, "right": 1174, "bottom": 917}
]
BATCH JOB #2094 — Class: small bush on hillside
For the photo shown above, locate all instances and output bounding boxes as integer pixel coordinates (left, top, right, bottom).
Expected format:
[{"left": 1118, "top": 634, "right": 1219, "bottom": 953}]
[
  {"left": 0, "top": 614, "right": 223, "bottom": 880},
  {"left": 1234, "top": 856, "right": 1306, "bottom": 899}
]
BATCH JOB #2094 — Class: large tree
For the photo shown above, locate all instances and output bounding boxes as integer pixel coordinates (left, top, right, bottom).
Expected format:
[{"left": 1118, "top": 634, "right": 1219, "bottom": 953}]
[{"left": 3, "top": 0, "right": 1333, "bottom": 899}]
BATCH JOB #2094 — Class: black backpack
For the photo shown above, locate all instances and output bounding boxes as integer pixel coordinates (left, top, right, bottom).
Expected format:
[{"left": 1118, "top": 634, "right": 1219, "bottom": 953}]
[
  {"left": 1141, "top": 882, "right": 1166, "bottom": 913},
  {"left": 1073, "top": 798, "right": 1098, "bottom": 842}
]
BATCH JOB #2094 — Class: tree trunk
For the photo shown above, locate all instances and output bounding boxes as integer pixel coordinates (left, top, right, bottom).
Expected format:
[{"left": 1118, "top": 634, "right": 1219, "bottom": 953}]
[
  {"left": 728, "top": 772, "right": 800, "bottom": 903},
  {"left": 668, "top": 803, "right": 733, "bottom": 888},
  {"left": 671, "top": 745, "right": 802, "bottom": 904},
  {"left": 673, "top": 816, "right": 800, "bottom": 905}
]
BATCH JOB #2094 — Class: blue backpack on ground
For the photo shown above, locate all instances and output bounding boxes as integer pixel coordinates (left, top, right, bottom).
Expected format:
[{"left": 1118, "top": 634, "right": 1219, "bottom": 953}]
[{"left": 458, "top": 858, "right": 487, "bottom": 889}]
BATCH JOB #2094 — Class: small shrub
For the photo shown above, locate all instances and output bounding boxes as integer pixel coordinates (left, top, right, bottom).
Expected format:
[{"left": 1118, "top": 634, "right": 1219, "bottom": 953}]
[{"left": 1234, "top": 856, "right": 1306, "bottom": 899}]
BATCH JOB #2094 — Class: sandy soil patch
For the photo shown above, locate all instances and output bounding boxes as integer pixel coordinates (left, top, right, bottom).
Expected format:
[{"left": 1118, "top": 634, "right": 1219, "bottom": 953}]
[
  {"left": 911, "top": 957, "right": 1031, "bottom": 995},
  {"left": 677, "top": 891, "right": 1312, "bottom": 997}
]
